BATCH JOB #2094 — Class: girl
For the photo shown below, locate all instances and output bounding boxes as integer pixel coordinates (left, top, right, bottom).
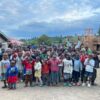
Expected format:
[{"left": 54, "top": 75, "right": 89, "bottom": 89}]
[
  {"left": 34, "top": 57, "right": 43, "bottom": 87},
  {"left": 7, "top": 60, "right": 18, "bottom": 89},
  {"left": 49, "top": 55, "right": 60, "bottom": 86},
  {"left": 1, "top": 53, "right": 10, "bottom": 88}
]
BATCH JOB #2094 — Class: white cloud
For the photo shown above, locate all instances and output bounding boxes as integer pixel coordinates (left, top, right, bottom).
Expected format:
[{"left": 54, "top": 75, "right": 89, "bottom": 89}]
[
  {"left": 0, "top": 0, "right": 100, "bottom": 37},
  {"left": 0, "top": 15, "right": 5, "bottom": 20}
]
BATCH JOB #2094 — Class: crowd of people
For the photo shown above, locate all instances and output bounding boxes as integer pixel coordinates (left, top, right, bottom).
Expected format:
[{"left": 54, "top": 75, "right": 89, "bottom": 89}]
[{"left": 0, "top": 40, "right": 100, "bottom": 90}]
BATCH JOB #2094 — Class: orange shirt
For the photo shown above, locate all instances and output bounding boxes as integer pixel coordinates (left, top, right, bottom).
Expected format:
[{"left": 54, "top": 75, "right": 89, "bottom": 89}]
[{"left": 42, "top": 63, "right": 49, "bottom": 74}]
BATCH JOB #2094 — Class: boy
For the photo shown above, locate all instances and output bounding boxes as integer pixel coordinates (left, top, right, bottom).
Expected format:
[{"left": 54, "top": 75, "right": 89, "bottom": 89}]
[
  {"left": 42, "top": 59, "right": 50, "bottom": 86},
  {"left": 72, "top": 55, "right": 82, "bottom": 86},
  {"left": 63, "top": 55, "right": 73, "bottom": 86},
  {"left": 83, "top": 54, "right": 95, "bottom": 87}
]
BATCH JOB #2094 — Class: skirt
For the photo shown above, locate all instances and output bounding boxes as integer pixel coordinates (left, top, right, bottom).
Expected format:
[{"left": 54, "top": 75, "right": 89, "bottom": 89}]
[
  {"left": 8, "top": 76, "right": 18, "bottom": 83},
  {"left": 35, "top": 70, "right": 41, "bottom": 78}
]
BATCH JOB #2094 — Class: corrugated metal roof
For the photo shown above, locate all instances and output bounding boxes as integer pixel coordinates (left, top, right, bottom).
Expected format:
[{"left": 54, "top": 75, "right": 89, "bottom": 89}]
[{"left": 0, "top": 31, "right": 9, "bottom": 41}]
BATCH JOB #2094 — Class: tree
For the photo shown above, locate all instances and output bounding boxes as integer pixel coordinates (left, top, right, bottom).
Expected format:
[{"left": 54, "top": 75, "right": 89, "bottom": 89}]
[
  {"left": 37, "top": 34, "right": 51, "bottom": 45},
  {"left": 30, "top": 39, "right": 38, "bottom": 45}
]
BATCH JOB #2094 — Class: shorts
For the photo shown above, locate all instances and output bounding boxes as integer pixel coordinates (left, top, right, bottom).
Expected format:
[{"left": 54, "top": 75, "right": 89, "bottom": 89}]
[
  {"left": 35, "top": 70, "right": 41, "bottom": 78},
  {"left": 64, "top": 73, "right": 72, "bottom": 79},
  {"left": 85, "top": 71, "right": 93, "bottom": 77},
  {"left": 26, "top": 70, "right": 32, "bottom": 75}
]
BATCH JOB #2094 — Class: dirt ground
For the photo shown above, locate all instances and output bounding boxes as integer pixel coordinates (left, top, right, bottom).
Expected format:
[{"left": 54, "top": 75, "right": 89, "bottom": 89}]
[{"left": 0, "top": 69, "right": 100, "bottom": 100}]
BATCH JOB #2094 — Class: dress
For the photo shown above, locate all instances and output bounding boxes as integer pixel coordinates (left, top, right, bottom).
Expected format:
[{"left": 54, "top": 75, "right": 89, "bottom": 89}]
[{"left": 7, "top": 66, "right": 18, "bottom": 83}]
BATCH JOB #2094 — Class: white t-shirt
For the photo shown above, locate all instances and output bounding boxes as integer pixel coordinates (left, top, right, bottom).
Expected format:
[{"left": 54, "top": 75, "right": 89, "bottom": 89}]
[
  {"left": 1, "top": 59, "right": 10, "bottom": 74},
  {"left": 63, "top": 58, "right": 73, "bottom": 74},
  {"left": 34, "top": 62, "right": 42, "bottom": 71},
  {"left": 84, "top": 58, "right": 95, "bottom": 72}
]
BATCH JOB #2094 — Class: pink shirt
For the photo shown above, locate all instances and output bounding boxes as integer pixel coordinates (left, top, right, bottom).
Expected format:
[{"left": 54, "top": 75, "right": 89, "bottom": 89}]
[{"left": 49, "top": 59, "right": 60, "bottom": 72}]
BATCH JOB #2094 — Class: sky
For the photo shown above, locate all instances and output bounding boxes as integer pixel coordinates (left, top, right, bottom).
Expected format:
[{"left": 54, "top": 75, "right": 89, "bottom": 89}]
[{"left": 0, "top": 0, "right": 100, "bottom": 39}]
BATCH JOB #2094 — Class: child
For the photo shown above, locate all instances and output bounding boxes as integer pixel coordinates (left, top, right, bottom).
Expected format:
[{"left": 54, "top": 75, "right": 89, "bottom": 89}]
[
  {"left": 17, "top": 52, "right": 24, "bottom": 82},
  {"left": 1, "top": 53, "right": 10, "bottom": 88},
  {"left": 10, "top": 52, "right": 23, "bottom": 82},
  {"left": 49, "top": 55, "right": 60, "bottom": 86},
  {"left": 34, "top": 57, "right": 43, "bottom": 87},
  {"left": 7, "top": 60, "right": 18, "bottom": 89},
  {"left": 72, "top": 55, "right": 82, "bottom": 86},
  {"left": 42, "top": 59, "right": 50, "bottom": 86},
  {"left": 80, "top": 52, "right": 88, "bottom": 83},
  {"left": 22, "top": 55, "right": 33, "bottom": 87},
  {"left": 63, "top": 55, "right": 73, "bottom": 87},
  {"left": 83, "top": 54, "right": 95, "bottom": 87}
]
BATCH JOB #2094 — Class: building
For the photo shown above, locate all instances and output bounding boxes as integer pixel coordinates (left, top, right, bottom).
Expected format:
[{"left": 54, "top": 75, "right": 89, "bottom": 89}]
[
  {"left": 83, "top": 34, "right": 100, "bottom": 52},
  {"left": 0, "top": 32, "right": 24, "bottom": 49},
  {"left": 93, "top": 36, "right": 100, "bottom": 52},
  {"left": 0, "top": 32, "right": 9, "bottom": 43},
  {"left": 0, "top": 32, "right": 9, "bottom": 49}
]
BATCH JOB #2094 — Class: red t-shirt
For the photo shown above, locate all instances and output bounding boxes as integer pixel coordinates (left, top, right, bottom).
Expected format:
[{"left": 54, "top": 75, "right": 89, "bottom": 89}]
[
  {"left": 42, "top": 63, "right": 49, "bottom": 74},
  {"left": 22, "top": 60, "right": 32, "bottom": 70},
  {"left": 80, "top": 55, "right": 88, "bottom": 63}
]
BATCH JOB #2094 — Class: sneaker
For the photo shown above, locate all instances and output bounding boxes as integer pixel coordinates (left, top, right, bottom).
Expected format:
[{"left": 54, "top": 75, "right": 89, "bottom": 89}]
[
  {"left": 24, "top": 85, "right": 28, "bottom": 87},
  {"left": 68, "top": 83, "right": 72, "bottom": 87},
  {"left": 72, "top": 83, "right": 76, "bottom": 86},
  {"left": 30, "top": 85, "right": 34, "bottom": 87},
  {"left": 64, "top": 83, "right": 67, "bottom": 86},
  {"left": 20, "top": 80, "right": 23, "bottom": 82},
  {"left": 82, "top": 83, "right": 86, "bottom": 86},
  {"left": 12, "top": 88, "right": 16, "bottom": 90},
  {"left": 2, "top": 86, "right": 7, "bottom": 89},
  {"left": 39, "top": 84, "right": 43, "bottom": 87},
  {"left": 91, "top": 83, "right": 97, "bottom": 86},
  {"left": 77, "top": 82, "right": 81, "bottom": 86},
  {"left": 87, "top": 83, "right": 91, "bottom": 87}
]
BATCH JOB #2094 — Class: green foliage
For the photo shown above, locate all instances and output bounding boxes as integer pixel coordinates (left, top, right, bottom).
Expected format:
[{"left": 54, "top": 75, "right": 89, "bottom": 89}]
[
  {"left": 21, "top": 34, "right": 81, "bottom": 46},
  {"left": 37, "top": 34, "right": 51, "bottom": 45},
  {"left": 30, "top": 39, "right": 38, "bottom": 45}
]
